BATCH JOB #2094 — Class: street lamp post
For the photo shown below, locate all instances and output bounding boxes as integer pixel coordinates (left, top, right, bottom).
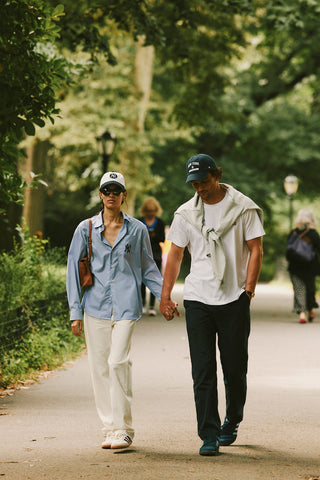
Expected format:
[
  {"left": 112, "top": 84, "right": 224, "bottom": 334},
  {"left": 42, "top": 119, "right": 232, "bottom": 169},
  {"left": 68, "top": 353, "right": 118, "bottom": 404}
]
[
  {"left": 283, "top": 175, "right": 299, "bottom": 230},
  {"left": 96, "top": 130, "right": 117, "bottom": 172}
]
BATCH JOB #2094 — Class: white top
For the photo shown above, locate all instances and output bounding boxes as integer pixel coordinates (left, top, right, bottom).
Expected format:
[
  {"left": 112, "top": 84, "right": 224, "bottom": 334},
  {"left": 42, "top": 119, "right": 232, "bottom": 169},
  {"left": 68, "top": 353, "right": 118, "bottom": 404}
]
[{"left": 167, "top": 199, "right": 265, "bottom": 305}]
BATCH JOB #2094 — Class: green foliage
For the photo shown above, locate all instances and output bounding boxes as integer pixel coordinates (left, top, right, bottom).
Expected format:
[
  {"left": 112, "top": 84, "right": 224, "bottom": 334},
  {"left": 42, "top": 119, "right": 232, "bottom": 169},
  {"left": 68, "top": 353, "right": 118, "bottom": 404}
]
[
  {"left": 0, "top": 0, "right": 257, "bottom": 216},
  {"left": 0, "top": 225, "right": 84, "bottom": 389},
  {"left": 48, "top": 0, "right": 164, "bottom": 63},
  {"left": 0, "top": 326, "right": 84, "bottom": 389},
  {"left": 0, "top": 221, "right": 65, "bottom": 320},
  {"left": 0, "top": 0, "right": 89, "bottom": 214},
  {"left": 151, "top": 0, "right": 253, "bottom": 126},
  {"left": 0, "top": 2, "right": 66, "bottom": 140},
  {"left": 3, "top": 0, "right": 320, "bottom": 285},
  {"left": 38, "top": 34, "right": 173, "bottom": 237},
  {"left": 0, "top": 1, "right": 65, "bottom": 136}
]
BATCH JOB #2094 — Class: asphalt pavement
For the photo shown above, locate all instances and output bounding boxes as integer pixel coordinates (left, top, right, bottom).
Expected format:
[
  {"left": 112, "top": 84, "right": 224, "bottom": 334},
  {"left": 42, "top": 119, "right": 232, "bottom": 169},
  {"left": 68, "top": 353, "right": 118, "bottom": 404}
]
[{"left": 1, "top": 283, "right": 320, "bottom": 480}]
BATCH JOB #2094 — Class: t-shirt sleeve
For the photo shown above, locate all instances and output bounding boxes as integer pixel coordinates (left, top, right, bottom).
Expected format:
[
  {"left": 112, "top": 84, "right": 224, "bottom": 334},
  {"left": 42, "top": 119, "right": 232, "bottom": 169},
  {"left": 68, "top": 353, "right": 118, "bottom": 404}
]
[
  {"left": 167, "top": 214, "right": 190, "bottom": 248},
  {"left": 243, "top": 209, "right": 265, "bottom": 241}
]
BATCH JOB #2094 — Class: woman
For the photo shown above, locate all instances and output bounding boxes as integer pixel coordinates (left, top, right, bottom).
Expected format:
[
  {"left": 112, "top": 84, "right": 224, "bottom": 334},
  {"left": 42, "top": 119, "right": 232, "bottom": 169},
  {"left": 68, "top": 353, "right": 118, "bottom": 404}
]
[
  {"left": 286, "top": 208, "right": 320, "bottom": 323},
  {"left": 139, "top": 197, "right": 165, "bottom": 316},
  {"left": 67, "top": 172, "right": 163, "bottom": 449}
]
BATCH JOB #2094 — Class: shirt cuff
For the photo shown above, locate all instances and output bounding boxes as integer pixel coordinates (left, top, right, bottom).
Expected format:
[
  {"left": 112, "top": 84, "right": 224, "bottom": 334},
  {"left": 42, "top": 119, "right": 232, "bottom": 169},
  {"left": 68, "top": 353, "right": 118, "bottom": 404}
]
[{"left": 70, "top": 308, "right": 83, "bottom": 321}]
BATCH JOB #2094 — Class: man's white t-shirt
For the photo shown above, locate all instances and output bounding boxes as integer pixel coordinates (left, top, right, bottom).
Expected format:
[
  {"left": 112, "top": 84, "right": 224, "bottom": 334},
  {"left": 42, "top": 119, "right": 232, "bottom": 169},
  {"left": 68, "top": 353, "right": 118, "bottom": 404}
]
[{"left": 167, "top": 196, "right": 265, "bottom": 305}]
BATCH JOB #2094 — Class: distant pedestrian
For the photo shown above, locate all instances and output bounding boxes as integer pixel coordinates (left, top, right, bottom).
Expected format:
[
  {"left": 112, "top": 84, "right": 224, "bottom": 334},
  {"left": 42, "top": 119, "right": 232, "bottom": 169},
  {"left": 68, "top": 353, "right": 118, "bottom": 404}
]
[
  {"left": 67, "top": 172, "right": 162, "bottom": 450},
  {"left": 160, "top": 154, "right": 264, "bottom": 456},
  {"left": 161, "top": 225, "right": 172, "bottom": 273},
  {"left": 139, "top": 197, "right": 165, "bottom": 316},
  {"left": 286, "top": 208, "right": 320, "bottom": 323}
]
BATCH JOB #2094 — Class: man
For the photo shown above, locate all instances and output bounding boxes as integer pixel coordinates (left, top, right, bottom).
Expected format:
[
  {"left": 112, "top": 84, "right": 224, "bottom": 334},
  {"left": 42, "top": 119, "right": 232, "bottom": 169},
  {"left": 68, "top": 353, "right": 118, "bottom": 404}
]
[{"left": 160, "top": 154, "right": 264, "bottom": 456}]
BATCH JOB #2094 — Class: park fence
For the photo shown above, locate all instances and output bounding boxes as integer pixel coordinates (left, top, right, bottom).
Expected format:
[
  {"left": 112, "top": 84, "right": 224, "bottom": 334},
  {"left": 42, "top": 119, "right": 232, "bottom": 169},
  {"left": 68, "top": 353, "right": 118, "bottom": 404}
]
[{"left": 0, "top": 293, "right": 69, "bottom": 353}]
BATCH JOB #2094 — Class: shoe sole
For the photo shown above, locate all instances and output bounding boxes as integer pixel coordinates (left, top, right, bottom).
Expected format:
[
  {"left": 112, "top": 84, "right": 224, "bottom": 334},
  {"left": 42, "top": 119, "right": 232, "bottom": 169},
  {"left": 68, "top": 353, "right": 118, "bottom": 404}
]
[
  {"left": 199, "top": 450, "right": 219, "bottom": 456},
  {"left": 219, "top": 437, "right": 237, "bottom": 446},
  {"left": 111, "top": 442, "right": 132, "bottom": 449}
]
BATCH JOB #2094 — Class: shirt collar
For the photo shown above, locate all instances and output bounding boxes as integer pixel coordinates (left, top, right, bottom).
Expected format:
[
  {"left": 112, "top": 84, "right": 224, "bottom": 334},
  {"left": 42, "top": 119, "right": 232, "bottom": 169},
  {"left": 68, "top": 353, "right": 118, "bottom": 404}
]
[{"left": 91, "top": 211, "right": 132, "bottom": 230}]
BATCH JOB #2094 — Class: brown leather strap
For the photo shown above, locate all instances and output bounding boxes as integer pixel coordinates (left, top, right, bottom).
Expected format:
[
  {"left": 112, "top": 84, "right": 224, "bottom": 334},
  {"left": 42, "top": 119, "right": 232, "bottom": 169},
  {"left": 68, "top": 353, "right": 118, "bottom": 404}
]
[
  {"left": 299, "top": 228, "right": 308, "bottom": 237},
  {"left": 88, "top": 219, "right": 92, "bottom": 262},
  {"left": 299, "top": 228, "right": 310, "bottom": 240}
]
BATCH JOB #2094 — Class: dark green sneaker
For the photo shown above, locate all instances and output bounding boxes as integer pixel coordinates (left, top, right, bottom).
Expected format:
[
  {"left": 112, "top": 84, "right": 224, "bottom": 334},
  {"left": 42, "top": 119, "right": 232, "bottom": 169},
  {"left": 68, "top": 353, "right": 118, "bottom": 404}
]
[
  {"left": 219, "top": 419, "right": 239, "bottom": 446},
  {"left": 199, "top": 439, "right": 219, "bottom": 456}
]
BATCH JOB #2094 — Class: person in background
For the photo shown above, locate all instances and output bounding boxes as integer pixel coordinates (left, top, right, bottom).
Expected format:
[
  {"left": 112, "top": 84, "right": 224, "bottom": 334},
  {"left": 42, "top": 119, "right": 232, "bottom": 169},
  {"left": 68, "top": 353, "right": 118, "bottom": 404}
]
[
  {"left": 161, "top": 225, "right": 172, "bottom": 273},
  {"left": 286, "top": 208, "right": 320, "bottom": 323},
  {"left": 139, "top": 197, "right": 165, "bottom": 316},
  {"left": 67, "top": 172, "right": 163, "bottom": 450},
  {"left": 160, "top": 154, "right": 264, "bottom": 456}
]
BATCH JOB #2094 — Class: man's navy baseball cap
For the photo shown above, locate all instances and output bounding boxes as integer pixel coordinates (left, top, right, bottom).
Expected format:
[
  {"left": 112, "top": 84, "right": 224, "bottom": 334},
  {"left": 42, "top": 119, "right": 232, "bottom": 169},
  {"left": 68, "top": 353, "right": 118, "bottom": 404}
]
[{"left": 185, "top": 154, "right": 216, "bottom": 183}]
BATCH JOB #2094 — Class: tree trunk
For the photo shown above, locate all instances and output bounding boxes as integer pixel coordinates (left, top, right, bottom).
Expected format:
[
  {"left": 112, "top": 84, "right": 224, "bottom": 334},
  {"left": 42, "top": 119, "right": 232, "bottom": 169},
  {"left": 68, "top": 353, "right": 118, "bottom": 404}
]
[
  {"left": 125, "top": 36, "right": 155, "bottom": 216},
  {"left": 21, "top": 139, "right": 50, "bottom": 237},
  {"left": 135, "top": 36, "right": 155, "bottom": 133}
]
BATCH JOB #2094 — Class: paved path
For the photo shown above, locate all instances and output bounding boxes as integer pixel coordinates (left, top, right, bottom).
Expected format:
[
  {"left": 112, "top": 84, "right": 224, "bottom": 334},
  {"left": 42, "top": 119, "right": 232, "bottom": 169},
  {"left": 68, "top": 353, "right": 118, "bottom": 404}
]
[{"left": 1, "top": 284, "right": 320, "bottom": 480}]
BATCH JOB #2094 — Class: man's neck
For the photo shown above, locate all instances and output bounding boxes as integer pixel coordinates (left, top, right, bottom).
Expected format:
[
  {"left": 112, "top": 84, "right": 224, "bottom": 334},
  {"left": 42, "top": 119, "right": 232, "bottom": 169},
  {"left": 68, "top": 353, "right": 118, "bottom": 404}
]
[{"left": 202, "top": 185, "right": 226, "bottom": 205}]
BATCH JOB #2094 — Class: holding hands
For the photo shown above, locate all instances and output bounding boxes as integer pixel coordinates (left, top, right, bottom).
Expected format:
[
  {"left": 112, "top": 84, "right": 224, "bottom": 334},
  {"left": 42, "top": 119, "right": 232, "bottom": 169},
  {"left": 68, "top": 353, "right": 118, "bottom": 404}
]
[{"left": 160, "top": 297, "right": 180, "bottom": 321}]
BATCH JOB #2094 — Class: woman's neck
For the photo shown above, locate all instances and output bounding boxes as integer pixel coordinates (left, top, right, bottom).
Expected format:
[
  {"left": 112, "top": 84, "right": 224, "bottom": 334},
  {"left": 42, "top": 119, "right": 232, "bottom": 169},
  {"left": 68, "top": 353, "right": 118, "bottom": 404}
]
[
  {"left": 144, "top": 216, "right": 156, "bottom": 226},
  {"left": 103, "top": 208, "right": 123, "bottom": 225}
]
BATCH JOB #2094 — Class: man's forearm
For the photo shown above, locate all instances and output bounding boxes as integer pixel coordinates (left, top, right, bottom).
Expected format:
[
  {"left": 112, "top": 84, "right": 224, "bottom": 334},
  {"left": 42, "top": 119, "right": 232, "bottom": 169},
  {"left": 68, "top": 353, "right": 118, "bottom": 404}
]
[
  {"left": 245, "top": 238, "right": 263, "bottom": 292},
  {"left": 160, "top": 244, "right": 184, "bottom": 320},
  {"left": 161, "top": 245, "right": 184, "bottom": 299}
]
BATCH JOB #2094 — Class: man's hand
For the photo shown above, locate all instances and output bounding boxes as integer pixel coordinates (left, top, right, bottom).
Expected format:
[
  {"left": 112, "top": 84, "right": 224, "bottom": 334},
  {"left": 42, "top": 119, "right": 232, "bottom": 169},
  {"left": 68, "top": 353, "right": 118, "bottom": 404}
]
[
  {"left": 71, "top": 320, "right": 83, "bottom": 337},
  {"left": 160, "top": 298, "right": 180, "bottom": 321},
  {"left": 160, "top": 243, "right": 184, "bottom": 321}
]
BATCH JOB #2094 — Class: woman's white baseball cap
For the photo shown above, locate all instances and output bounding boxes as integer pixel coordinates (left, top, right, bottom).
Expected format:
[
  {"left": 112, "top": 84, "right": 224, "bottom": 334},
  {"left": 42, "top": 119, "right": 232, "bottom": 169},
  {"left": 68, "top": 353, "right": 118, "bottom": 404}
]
[{"left": 100, "top": 172, "right": 126, "bottom": 191}]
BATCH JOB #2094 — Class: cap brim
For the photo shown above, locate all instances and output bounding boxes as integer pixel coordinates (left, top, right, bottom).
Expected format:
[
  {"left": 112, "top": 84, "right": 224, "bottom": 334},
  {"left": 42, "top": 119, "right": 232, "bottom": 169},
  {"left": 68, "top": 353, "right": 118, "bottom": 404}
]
[
  {"left": 186, "top": 172, "right": 208, "bottom": 183},
  {"left": 100, "top": 181, "right": 125, "bottom": 191}
]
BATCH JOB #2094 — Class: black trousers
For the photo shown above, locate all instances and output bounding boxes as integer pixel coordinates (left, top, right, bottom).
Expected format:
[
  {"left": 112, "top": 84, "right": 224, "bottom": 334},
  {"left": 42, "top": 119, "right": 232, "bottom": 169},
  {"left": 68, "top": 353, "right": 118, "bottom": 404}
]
[{"left": 184, "top": 292, "right": 251, "bottom": 441}]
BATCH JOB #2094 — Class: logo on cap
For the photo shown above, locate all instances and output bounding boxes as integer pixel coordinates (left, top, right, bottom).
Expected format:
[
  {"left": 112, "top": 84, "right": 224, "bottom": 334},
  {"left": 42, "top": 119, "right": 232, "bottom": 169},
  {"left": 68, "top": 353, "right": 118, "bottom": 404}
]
[
  {"left": 188, "top": 162, "right": 200, "bottom": 173},
  {"left": 110, "top": 173, "right": 117, "bottom": 179}
]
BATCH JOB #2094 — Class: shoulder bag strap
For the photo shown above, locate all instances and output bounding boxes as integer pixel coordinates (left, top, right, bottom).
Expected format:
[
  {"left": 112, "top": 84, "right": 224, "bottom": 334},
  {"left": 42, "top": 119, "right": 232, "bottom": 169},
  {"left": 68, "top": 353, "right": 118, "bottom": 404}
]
[
  {"left": 88, "top": 219, "right": 92, "bottom": 262},
  {"left": 299, "top": 228, "right": 310, "bottom": 239}
]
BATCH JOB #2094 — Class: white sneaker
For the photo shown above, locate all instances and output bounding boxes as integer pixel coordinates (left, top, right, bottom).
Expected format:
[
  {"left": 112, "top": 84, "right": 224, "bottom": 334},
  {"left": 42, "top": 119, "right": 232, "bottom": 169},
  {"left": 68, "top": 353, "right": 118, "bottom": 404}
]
[
  {"left": 111, "top": 432, "right": 133, "bottom": 449},
  {"left": 101, "top": 431, "right": 115, "bottom": 449},
  {"left": 142, "top": 306, "right": 147, "bottom": 314},
  {"left": 149, "top": 309, "right": 156, "bottom": 316}
]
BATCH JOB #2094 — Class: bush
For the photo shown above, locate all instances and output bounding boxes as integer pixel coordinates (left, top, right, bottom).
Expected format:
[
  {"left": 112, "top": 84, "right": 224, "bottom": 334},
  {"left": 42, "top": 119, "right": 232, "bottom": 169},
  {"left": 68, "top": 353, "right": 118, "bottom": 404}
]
[
  {"left": 0, "top": 326, "right": 84, "bottom": 389},
  {"left": 259, "top": 227, "right": 287, "bottom": 283},
  {"left": 0, "top": 224, "right": 85, "bottom": 389}
]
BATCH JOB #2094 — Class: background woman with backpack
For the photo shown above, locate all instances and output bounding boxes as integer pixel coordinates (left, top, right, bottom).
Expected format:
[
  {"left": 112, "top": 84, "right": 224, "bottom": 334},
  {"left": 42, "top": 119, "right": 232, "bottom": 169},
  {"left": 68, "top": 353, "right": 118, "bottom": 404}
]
[{"left": 286, "top": 208, "right": 320, "bottom": 323}]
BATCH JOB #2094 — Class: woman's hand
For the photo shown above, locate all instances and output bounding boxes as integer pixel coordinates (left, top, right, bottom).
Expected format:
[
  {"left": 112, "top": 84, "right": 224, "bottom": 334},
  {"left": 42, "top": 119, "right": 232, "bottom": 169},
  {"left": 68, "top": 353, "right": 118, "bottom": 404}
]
[{"left": 71, "top": 320, "right": 83, "bottom": 337}]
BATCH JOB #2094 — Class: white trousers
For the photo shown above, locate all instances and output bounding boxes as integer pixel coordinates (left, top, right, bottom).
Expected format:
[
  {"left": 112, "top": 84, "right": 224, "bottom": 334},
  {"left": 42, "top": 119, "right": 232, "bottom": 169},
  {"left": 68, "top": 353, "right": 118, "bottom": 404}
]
[{"left": 84, "top": 313, "right": 136, "bottom": 436}]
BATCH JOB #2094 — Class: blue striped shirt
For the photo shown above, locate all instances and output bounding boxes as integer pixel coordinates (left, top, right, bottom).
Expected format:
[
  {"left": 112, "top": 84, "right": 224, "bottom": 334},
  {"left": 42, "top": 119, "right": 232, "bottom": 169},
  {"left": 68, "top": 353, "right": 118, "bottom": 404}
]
[{"left": 67, "top": 212, "right": 163, "bottom": 321}]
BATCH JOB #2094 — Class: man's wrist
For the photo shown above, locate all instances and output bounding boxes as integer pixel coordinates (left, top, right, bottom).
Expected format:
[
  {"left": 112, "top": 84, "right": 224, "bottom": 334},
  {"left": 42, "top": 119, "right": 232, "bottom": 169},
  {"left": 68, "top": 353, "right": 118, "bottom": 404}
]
[
  {"left": 161, "top": 294, "right": 171, "bottom": 301},
  {"left": 245, "top": 290, "right": 255, "bottom": 298}
]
